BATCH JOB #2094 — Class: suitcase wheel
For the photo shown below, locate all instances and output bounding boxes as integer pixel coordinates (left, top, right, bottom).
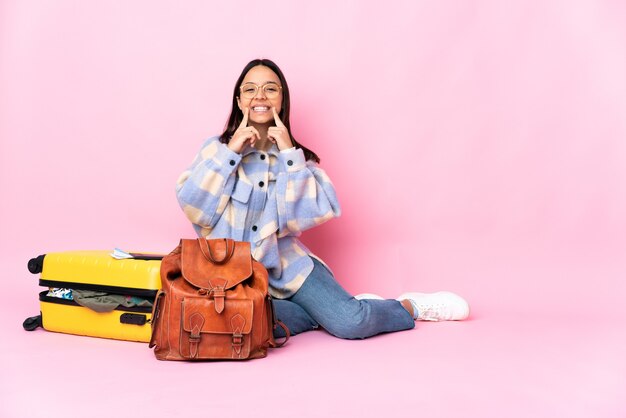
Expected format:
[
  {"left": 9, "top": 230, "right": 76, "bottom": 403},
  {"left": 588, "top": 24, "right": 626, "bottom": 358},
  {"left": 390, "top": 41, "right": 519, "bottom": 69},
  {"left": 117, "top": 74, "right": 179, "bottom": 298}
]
[
  {"left": 27, "top": 255, "right": 46, "bottom": 274},
  {"left": 23, "top": 315, "right": 42, "bottom": 331}
]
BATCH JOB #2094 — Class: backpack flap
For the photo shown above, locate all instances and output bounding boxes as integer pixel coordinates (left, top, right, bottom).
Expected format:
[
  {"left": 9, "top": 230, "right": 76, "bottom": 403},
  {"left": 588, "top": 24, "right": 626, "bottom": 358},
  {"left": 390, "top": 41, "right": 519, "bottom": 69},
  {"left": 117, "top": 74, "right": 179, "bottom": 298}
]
[
  {"left": 180, "top": 238, "right": 253, "bottom": 291},
  {"left": 180, "top": 297, "right": 254, "bottom": 359}
]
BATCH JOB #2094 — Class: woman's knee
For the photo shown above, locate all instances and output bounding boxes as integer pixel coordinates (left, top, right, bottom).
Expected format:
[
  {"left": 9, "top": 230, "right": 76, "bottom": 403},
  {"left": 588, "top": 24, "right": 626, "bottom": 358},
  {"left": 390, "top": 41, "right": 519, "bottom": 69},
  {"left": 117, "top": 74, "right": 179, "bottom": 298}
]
[{"left": 319, "top": 305, "right": 373, "bottom": 340}]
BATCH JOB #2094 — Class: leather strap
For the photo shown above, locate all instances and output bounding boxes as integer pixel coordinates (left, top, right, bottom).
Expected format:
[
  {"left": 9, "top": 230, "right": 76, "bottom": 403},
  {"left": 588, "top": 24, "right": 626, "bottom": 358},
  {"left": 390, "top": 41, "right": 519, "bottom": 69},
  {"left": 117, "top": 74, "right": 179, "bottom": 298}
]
[
  {"left": 267, "top": 294, "right": 290, "bottom": 348},
  {"left": 197, "top": 238, "right": 235, "bottom": 264},
  {"left": 188, "top": 312, "right": 205, "bottom": 359},
  {"left": 209, "top": 278, "right": 228, "bottom": 313},
  {"left": 148, "top": 291, "right": 166, "bottom": 349},
  {"left": 271, "top": 320, "right": 290, "bottom": 348},
  {"left": 212, "top": 287, "right": 226, "bottom": 314},
  {"left": 231, "top": 314, "right": 246, "bottom": 358}
]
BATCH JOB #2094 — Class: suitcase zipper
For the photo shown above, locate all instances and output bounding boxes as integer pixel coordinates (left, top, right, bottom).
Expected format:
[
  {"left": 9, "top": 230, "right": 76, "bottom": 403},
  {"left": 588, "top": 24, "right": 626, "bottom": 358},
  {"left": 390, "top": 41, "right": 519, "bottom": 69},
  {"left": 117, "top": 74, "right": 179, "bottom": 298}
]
[{"left": 39, "top": 279, "right": 158, "bottom": 299}]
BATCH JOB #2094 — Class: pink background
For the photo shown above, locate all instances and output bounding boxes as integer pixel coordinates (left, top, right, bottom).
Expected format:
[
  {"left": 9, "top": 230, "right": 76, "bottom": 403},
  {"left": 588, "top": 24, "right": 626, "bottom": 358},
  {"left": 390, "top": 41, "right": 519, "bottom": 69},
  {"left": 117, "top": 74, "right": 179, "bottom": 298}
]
[{"left": 1, "top": 1, "right": 625, "bottom": 417}]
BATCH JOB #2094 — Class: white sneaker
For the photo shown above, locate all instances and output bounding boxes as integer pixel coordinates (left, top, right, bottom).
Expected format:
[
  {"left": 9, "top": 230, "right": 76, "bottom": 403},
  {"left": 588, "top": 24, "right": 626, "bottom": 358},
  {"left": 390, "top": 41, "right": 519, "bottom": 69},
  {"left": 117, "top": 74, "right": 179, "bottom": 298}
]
[
  {"left": 397, "top": 291, "right": 470, "bottom": 321},
  {"left": 354, "top": 293, "right": 384, "bottom": 300}
]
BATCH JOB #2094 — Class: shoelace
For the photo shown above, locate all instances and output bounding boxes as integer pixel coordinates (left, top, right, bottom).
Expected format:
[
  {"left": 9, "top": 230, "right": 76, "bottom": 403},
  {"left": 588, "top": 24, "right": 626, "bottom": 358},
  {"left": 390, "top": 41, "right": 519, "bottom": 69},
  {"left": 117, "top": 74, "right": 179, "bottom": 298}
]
[{"left": 415, "top": 303, "right": 450, "bottom": 321}]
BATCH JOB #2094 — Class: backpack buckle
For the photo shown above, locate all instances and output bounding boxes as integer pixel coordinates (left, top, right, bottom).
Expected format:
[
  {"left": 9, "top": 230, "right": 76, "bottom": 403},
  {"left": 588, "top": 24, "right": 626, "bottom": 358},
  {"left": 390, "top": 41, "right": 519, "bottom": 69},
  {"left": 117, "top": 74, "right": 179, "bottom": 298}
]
[{"left": 211, "top": 287, "right": 226, "bottom": 313}]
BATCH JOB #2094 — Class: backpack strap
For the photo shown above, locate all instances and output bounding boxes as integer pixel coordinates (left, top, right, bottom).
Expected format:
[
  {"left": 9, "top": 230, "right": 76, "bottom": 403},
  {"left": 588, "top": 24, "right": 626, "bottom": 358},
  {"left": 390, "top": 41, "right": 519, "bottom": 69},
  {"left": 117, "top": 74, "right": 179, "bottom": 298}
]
[
  {"left": 267, "top": 294, "right": 290, "bottom": 347},
  {"left": 271, "top": 320, "right": 290, "bottom": 348}
]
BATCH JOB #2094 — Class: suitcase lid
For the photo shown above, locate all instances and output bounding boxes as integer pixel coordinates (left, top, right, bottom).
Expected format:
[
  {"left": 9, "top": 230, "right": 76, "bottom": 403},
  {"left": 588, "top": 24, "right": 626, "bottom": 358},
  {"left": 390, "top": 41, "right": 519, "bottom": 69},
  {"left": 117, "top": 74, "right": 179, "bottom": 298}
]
[{"left": 40, "top": 251, "right": 161, "bottom": 293}]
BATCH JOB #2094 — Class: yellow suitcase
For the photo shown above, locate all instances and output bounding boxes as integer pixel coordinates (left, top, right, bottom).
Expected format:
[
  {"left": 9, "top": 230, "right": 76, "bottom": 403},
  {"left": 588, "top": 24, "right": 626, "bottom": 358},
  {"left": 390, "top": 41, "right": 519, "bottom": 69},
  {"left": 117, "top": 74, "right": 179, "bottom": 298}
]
[{"left": 24, "top": 250, "right": 162, "bottom": 342}]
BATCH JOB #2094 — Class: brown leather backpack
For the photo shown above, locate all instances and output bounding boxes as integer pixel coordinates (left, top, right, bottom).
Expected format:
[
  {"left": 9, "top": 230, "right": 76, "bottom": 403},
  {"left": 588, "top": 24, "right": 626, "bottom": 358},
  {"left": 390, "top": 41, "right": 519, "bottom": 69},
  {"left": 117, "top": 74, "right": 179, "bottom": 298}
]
[{"left": 149, "top": 238, "right": 288, "bottom": 361}]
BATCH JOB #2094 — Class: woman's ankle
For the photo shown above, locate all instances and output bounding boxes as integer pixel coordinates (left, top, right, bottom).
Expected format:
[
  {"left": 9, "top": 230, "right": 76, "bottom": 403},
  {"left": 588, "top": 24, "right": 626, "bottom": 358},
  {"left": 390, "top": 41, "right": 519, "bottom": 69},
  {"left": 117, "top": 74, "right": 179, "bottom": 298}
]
[{"left": 400, "top": 299, "right": 415, "bottom": 318}]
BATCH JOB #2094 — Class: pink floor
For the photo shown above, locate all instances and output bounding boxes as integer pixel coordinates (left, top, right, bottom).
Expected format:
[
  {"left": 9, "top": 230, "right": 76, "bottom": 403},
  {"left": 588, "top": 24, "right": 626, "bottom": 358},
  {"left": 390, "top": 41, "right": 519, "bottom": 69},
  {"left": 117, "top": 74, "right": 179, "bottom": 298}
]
[{"left": 2, "top": 251, "right": 625, "bottom": 418}]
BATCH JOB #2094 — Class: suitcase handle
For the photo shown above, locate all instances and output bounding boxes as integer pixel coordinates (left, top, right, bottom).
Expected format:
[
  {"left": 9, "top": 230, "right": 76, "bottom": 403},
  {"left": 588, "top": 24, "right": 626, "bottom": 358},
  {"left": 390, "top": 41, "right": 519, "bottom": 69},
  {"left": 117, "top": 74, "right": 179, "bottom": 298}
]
[{"left": 120, "top": 313, "right": 147, "bottom": 326}]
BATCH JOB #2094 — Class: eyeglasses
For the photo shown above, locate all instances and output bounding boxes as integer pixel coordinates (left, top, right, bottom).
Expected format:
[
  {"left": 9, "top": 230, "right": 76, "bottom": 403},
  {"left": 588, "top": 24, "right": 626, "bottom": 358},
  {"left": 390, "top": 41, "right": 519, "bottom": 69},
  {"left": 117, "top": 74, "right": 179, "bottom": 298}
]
[{"left": 239, "top": 82, "right": 282, "bottom": 99}]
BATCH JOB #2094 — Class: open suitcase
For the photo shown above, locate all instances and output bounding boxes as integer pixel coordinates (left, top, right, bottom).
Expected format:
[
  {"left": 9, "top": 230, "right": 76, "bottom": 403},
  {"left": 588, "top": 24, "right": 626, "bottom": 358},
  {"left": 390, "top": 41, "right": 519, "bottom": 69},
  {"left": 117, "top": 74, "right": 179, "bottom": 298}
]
[{"left": 24, "top": 250, "right": 162, "bottom": 342}]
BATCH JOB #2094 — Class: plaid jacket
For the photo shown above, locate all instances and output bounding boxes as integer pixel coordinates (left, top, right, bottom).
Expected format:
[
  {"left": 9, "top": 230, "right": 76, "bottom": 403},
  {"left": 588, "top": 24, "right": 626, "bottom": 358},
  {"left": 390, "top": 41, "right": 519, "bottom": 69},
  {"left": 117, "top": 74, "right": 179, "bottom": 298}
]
[{"left": 175, "top": 136, "right": 341, "bottom": 298}]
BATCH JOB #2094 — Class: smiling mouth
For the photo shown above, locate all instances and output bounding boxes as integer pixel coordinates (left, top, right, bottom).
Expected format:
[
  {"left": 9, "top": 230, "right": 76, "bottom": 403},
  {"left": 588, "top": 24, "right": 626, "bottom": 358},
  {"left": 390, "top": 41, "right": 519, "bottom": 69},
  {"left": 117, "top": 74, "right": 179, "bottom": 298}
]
[{"left": 251, "top": 106, "right": 270, "bottom": 112}]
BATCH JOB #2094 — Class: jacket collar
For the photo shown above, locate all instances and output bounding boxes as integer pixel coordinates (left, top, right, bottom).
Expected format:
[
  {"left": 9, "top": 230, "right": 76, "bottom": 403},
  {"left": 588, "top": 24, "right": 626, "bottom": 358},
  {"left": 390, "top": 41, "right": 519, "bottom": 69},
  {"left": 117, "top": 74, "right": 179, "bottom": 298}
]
[{"left": 241, "top": 143, "right": 280, "bottom": 158}]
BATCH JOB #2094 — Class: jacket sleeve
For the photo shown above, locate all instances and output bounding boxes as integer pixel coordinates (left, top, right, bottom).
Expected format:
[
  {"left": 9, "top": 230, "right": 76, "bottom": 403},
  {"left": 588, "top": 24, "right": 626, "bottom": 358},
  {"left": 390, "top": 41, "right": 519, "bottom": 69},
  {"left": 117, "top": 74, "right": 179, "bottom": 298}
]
[
  {"left": 175, "top": 137, "right": 242, "bottom": 230},
  {"left": 275, "top": 148, "right": 341, "bottom": 237}
]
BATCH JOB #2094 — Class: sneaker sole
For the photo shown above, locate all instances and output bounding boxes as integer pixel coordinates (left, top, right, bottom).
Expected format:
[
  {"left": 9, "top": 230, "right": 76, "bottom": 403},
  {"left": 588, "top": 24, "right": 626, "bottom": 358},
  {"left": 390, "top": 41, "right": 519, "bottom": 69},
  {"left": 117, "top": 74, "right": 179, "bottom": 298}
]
[{"left": 397, "top": 291, "right": 470, "bottom": 320}]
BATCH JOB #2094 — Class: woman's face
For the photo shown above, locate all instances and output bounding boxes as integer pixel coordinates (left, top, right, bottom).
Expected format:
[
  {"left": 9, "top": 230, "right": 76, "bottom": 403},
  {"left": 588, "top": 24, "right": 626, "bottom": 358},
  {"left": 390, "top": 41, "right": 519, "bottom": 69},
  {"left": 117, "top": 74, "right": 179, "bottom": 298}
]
[{"left": 237, "top": 65, "right": 283, "bottom": 126}]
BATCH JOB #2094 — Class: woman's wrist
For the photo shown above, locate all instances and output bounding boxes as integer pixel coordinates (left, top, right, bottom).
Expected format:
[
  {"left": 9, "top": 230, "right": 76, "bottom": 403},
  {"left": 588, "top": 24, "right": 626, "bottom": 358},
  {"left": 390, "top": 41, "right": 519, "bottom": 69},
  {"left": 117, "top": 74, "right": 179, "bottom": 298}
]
[{"left": 227, "top": 140, "right": 244, "bottom": 154}]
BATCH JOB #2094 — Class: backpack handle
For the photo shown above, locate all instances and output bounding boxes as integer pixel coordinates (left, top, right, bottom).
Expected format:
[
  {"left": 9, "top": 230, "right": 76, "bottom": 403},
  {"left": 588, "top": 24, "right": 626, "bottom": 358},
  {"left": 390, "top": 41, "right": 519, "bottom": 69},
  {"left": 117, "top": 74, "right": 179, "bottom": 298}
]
[{"left": 197, "top": 238, "right": 235, "bottom": 265}]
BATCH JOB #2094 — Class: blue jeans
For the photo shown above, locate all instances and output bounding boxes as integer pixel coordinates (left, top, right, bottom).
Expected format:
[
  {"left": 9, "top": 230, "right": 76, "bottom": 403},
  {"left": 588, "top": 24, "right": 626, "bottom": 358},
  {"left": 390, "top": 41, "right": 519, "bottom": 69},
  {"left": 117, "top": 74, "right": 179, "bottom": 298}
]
[{"left": 272, "top": 258, "right": 415, "bottom": 339}]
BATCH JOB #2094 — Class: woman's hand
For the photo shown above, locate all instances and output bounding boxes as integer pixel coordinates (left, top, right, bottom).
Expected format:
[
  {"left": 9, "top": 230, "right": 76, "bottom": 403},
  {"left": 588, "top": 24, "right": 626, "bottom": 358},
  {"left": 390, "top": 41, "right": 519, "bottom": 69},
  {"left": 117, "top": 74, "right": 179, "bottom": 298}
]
[
  {"left": 268, "top": 107, "right": 293, "bottom": 151},
  {"left": 228, "top": 108, "right": 261, "bottom": 154}
]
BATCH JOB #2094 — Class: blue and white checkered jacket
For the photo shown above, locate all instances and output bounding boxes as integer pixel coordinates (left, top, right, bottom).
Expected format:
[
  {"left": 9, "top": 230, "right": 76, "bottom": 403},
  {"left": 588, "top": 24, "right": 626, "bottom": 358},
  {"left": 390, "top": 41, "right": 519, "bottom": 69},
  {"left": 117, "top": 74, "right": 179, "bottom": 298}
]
[{"left": 175, "top": 136, "right": 341, "bottom": 298}]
